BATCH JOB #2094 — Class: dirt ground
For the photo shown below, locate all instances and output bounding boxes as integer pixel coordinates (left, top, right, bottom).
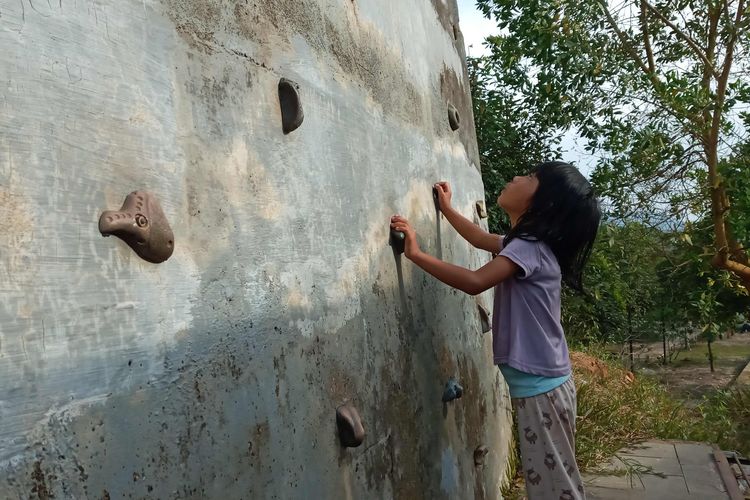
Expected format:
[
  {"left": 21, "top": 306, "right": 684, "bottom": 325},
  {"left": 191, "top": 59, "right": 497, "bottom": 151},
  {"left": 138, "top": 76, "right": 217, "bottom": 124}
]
[{"left": 611, "top": 332, "right": 750, "bottom": 403}]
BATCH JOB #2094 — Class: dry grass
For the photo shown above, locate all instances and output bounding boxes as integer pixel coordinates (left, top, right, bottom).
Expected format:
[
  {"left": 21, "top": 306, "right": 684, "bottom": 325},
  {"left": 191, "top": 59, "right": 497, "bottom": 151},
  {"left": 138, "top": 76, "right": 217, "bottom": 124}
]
[
  {"left": 500, "top": 348, "right": 750, "bottom": 498},
  {"left": 573, "top": 352, "right": 694, "bottom": 470}
]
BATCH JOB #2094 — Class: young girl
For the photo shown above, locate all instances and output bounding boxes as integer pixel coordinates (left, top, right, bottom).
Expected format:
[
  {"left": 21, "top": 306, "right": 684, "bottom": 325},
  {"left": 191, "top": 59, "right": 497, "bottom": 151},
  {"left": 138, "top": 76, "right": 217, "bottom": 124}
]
[{"left": 390, "top": 161, "right": 600, "bottom": 500}]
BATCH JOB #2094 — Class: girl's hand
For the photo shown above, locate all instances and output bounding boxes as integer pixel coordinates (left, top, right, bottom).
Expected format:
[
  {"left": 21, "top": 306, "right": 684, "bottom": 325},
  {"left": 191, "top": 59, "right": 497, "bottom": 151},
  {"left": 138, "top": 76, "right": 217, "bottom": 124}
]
[
  {"left": 434, "top": 182, "right": 452, "bottom": 211},
  {"left": 390, "top": 215, "right": 421, "bottom": 259}
]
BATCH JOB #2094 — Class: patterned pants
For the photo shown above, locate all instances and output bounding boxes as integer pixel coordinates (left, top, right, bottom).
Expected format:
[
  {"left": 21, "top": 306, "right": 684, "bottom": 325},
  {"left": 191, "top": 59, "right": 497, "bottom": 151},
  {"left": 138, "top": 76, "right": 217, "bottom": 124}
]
[{"left": 512, "top": 377, "right": 586, "bottom": 500}]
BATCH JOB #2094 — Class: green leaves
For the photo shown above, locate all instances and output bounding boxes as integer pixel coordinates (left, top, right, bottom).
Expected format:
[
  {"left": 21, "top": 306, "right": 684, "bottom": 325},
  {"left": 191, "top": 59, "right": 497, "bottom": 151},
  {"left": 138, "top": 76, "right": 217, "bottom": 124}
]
[
  {"left": 475, "top": 0, "right": 750, "bottom": 231},
  {"left": 469, "top": 55, "right": 560, "bottom": 234}
]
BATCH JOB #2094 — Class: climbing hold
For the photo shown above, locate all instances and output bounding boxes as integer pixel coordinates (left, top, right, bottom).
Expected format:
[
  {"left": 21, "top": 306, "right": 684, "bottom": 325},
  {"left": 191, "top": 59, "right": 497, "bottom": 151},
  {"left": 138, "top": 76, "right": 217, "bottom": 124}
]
[
  {"left": 99, "top": 191, "right": 174, "bottom": 263},
  {"left": 278, "top": 78, "right": 304, "bottom": 134},
  {"left": 442, "top": 377, "right": 463, "bottom": 403},
  {"left": 390, "top": 229, "right": 405, "bottom": 255},
  {"left": 432, "top": 186, "right": 440, "bottom": 212},
  {"left": 474, "top": 445, "right": 489, "bottom": 466},
  {"left": 336, "top": 404, "right": 365, "bottom": 448},
  {"left": 477, "top": 302, "right": 491, "bottom": 333},
  {"left": 476, "top": 200, "right": 488, "bottom": 219},
  {"left": 447, "top": 104, "right": 460, "bottom": 131}
]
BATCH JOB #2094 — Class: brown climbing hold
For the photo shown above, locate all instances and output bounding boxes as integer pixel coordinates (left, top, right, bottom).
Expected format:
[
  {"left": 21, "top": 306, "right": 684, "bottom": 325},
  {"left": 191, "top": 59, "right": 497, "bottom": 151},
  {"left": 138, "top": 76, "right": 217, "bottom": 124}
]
[
  {"left": 99, "top": 191, "right": 174, "bottom": 263},
  {"left": 477, "top": 302, "right": 491, "bottom": 333},
  {"left": 474, "top": 445, "right": 489, "bottom": 466},
  {"left": 448, "top": 103, "right": 460, "bottom": 131},
  {"left": 475, "top": 200, "right": 488, "bottom": 219},
  {"left": 336, "top": 404, "right": 365, "bottom": 448},
  {"left": 278, "top": 78, "right": 304, "bottom": 134}
]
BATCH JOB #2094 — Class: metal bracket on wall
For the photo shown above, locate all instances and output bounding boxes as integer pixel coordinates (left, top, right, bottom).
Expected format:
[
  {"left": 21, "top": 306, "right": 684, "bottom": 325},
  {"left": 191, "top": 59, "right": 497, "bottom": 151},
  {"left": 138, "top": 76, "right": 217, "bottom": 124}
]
[
  {"left": 278, "top": 78, "right": 304, "bottom": 134},
  {"left": 442, "top": 377, "right": 464, "bottom": 403},
  {"left": 336, "top": 404, "right": 365, "bottom": 448},
  {"left": 99, "top": 191, "right": 174, "bottom": 263},
  {"left": 447, "top": 103, "right": 460, "bottom": 131}
]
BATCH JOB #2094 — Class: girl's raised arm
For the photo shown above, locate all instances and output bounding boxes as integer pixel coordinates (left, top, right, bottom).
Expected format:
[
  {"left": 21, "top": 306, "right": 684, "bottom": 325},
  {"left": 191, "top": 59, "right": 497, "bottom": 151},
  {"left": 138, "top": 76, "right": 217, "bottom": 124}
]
[
  {"left": 390, "top": 215, "right": 517, "bottom": 295},
  {"left": 409, "top": 251, "right": 518, "bottom": 295},
  {"left": 434, "top": 182, "right": 502, "bottom": 253}
]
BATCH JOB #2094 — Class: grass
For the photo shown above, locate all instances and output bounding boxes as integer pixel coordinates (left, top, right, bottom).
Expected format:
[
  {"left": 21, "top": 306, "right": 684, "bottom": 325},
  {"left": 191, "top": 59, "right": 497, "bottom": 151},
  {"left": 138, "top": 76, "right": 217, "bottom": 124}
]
[
  {"left": 574, "top": 347, "right": 750, "bottom": 463},
  {"left": 573, "top": 352, "right": 695, "bottom": 470},
  {"left": 687, "top": 387, "right": 750, "bottom": 455},
  {"left": 671, "top": 341, "right": 750, "bottom": 365}
]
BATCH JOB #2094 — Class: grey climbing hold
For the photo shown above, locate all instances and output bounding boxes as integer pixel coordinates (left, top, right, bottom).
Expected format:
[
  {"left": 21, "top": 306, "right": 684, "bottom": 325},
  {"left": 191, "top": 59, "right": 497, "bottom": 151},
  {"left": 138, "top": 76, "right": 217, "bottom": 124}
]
[
  {"left": 442, "top": 377, "right": 463, "bottom": 403},
  {"left": 474, "top": 445, "right": 489, "bottom": 466},
  {"left": 390, "top": 228, "right": 405, "bottom": 255},
  {"left": 477, "top": 302, "right": 491, "bottom": 333},
  {"left": 99, "top": 191, "right": 174, "bottom": 263},
  {"left": 448, "top": 103, "right": 460, "bottom": 131},
  {"left": 432, "top": 186, "right": 440, "bottom": 212},
  {"left": 278, "top": 78, "right": 304, "bottom": 134},
  {"left": 336, "top": 404, "right": 365, "bottom": 448},
  {"left": 476, "top": 200, "right": 488, "bottom": 219}
]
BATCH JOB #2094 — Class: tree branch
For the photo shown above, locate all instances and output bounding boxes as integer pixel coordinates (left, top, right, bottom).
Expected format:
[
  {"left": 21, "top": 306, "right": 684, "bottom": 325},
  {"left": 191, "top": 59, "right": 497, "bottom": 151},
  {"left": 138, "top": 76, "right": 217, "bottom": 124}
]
[
  {"left": 595, "top": 0, "right": 652, "bottom": 77},
  {"left": 640, "top": 0, "right": 656, "bottom": 74},
  {"left": 643, "top": 0, "right": 720, "bottom": 78}
]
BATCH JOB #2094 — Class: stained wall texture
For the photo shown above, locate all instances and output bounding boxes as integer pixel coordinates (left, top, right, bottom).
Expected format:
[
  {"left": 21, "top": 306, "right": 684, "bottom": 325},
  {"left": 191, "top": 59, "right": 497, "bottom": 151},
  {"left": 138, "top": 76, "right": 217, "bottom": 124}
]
[{"left": 0, "top": 0, "right": 514, "bottom": 497}]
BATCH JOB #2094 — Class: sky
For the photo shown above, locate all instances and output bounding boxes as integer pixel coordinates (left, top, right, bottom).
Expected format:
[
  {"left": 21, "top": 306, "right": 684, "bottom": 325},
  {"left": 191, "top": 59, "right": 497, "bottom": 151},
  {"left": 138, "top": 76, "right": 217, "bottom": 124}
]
[
  {"left": 455, "top": 0, "right": 497, "bottom": 58},
  {"left": 455, "top": 0, "right": 597, "bottom": 177}
]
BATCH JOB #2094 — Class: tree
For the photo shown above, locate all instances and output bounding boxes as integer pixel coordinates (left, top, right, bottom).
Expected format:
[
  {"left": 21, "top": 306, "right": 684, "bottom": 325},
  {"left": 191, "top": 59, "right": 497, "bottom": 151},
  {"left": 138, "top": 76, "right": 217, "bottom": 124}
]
[
  {"left": 476, "top": 0, "right": 750, "bottom": 293},
  {"left": 468, "top": 56, "right": 559, "bottom": 234}
]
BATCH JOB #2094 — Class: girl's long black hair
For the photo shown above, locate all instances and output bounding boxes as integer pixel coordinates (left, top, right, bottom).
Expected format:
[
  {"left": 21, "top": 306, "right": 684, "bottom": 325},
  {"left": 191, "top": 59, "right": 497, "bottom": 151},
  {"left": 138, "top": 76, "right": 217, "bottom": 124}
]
[{"left": 504, "top": 161, "right": 601, "bottom": 291}]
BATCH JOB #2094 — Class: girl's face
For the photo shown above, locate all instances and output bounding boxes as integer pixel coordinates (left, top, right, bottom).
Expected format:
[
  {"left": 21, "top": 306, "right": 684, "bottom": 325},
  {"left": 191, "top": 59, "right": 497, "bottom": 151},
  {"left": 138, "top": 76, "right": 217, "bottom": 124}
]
[{"left": 497, "top": 173, "right": 539, "bottom": 214}]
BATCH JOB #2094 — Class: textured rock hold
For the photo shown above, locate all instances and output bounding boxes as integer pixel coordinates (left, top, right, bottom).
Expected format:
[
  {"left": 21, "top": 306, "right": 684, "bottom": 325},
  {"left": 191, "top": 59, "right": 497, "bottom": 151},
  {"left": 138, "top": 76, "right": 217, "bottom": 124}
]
[
  {"left": 442, "top": 377, "right": 463, "bottom": 403},
  {"left": 447, "top": 103, "right": 460, "bottom": 131},
  {"left": 99, "top": 191, "right": 174, "bottom": 263},
  {"left": 278, "top": 78, "right": 304, "bottom": 134},
  {"left": 336, "top": 404, "right": 365, "bottom": 447}
]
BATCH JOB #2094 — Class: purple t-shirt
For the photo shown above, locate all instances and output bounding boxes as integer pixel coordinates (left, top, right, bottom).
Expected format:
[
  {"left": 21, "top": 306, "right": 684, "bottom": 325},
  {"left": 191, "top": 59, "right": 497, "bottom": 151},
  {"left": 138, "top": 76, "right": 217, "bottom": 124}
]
[{"left": 492, "top": 237, "right": 571, "bottom": 377}]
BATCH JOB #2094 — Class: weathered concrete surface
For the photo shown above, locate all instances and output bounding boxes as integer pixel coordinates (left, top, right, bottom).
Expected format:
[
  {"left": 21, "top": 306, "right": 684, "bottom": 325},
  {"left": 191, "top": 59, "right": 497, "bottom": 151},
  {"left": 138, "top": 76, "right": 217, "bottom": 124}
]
[{"left": 0, "top": 0, "right": 512, "bottom": 498}]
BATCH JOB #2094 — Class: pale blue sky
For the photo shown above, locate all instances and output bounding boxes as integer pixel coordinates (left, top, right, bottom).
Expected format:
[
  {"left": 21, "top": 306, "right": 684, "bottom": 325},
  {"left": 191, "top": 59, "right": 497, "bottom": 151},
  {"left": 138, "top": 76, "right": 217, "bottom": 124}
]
[
  {"left": 456, "top": 0, "right": 497, "bottom": 57},
  {"left": 456, "top": 0, "right": 597, "bottom": 177}
]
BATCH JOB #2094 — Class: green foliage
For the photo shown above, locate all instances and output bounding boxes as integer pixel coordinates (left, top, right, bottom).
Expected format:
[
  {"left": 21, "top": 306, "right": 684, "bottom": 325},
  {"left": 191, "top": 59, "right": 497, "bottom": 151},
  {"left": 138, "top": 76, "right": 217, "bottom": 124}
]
[
  {"left": 721, "top": 141, "right": 750, "bottom": 245},
  {"left": 475, "top": 0, "right": 750, "bottom": 268},
  {"left": 468, "top": 56, "right": 559, "bottom": 234},
  {"left": 563, "top": 222, "right": 685, "bottom": 344},
  {"left": 560, "top": 217, "right": 747, "bottom": 345},
  {"left": 689, "top": 388, "right": 750, "bottom": 456}
]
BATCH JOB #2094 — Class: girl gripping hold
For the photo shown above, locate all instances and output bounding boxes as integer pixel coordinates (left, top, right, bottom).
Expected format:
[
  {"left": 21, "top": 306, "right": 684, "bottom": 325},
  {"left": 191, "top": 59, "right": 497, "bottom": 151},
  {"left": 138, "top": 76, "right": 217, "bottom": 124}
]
[{"left": 390, "top": 161, "right": 600, "bottom": 500}]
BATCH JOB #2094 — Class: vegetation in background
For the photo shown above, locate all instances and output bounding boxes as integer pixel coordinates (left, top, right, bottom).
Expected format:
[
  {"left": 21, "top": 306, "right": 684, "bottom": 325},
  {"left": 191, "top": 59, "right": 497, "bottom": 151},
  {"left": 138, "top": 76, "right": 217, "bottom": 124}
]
[{"left": 475, "top": 0, "right": 750, "bottom": 292}]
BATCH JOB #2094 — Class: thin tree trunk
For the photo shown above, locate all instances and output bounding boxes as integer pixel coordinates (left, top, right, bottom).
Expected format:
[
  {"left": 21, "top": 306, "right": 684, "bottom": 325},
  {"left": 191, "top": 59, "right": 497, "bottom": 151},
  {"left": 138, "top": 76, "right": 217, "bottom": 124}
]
[{"left": 628, "top": 306, "right": 634, "bottom": 371}]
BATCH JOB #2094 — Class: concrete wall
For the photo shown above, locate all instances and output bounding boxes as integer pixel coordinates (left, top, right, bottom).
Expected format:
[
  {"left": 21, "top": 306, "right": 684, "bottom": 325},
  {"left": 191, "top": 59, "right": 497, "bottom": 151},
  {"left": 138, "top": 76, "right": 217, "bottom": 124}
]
[{"left": 0, "top": 0, "right": 513, "bottom": 497}]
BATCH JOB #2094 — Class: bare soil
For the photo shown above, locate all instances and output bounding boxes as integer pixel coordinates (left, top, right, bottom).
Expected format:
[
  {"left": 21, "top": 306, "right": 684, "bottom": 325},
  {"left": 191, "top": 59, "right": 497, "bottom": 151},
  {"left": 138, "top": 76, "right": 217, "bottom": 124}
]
[{"left": 611, "top": 332, "right": 750, "bottom": 403}]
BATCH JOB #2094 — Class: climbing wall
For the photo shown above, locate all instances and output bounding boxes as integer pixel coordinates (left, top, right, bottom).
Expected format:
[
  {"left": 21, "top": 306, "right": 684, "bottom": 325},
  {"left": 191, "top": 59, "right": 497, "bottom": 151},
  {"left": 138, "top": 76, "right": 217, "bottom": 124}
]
[{"left": 0, "top": 0, "right": 514, "bottom": 497}]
